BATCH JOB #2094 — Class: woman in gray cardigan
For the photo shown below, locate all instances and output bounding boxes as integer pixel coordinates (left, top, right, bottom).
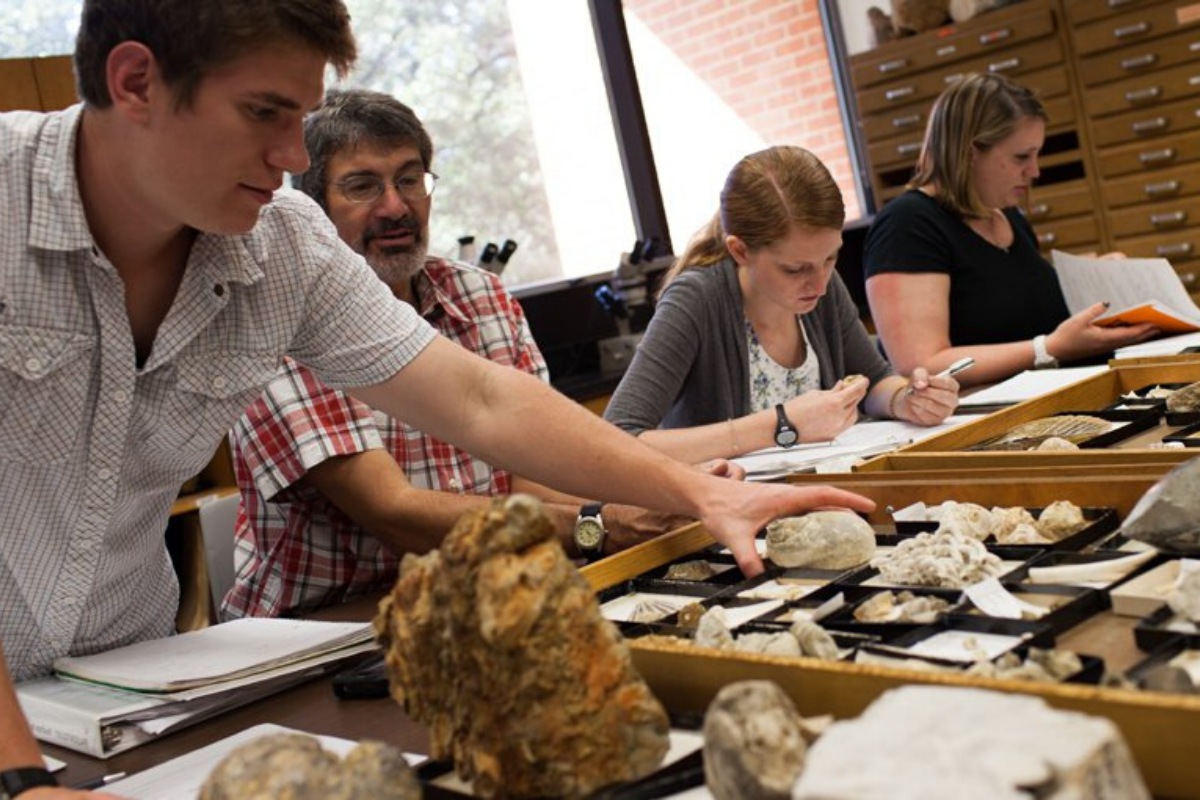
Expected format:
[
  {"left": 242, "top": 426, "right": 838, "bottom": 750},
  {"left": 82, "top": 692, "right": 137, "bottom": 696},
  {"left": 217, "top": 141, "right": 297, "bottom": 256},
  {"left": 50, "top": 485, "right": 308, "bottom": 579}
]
[{"left": 604, "top": 146, "right": 959, "bottom": 464}]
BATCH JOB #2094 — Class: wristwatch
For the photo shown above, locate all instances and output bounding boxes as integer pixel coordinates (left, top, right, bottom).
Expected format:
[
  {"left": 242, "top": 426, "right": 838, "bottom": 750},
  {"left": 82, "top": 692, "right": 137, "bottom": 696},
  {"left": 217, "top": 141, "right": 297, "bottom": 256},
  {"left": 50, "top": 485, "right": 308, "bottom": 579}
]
[
  {"left": 572, "top": 503, "right": 606, "bottom": 560},
  {"left": 773, "top": 404, "right": 799, "bottom": 448},
  {"left": 1032, "top": 334, "right": 1059, "bottom": 369},
  {"left": 1, "top": 767, "right": 58, "bottom": 799}
]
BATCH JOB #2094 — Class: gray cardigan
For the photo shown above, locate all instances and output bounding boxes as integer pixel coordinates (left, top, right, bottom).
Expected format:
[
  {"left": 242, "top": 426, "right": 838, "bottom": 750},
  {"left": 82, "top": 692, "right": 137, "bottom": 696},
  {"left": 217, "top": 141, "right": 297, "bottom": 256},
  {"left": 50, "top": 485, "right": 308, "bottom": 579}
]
[{"left": 604, "top": 258, "right": 893, "bottom": 434}]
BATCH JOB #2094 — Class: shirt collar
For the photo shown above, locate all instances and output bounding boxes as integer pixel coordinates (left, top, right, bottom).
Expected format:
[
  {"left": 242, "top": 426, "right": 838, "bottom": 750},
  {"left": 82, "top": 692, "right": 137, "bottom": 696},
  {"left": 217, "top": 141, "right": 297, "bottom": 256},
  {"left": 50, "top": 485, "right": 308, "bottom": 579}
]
[{"left": 413, "top": 256, "right": 474, "bottom": 326}]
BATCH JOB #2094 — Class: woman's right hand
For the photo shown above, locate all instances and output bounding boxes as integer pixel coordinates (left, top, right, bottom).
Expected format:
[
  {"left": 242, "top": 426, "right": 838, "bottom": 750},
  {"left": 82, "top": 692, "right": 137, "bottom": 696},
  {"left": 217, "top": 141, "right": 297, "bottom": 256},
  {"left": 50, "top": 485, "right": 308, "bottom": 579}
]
[
  {"left": 782, "top": 377, "right": 868, "bottom": 443},
  {"left": 1046, "top": 302, "right": 1159, "bottom": 362}
]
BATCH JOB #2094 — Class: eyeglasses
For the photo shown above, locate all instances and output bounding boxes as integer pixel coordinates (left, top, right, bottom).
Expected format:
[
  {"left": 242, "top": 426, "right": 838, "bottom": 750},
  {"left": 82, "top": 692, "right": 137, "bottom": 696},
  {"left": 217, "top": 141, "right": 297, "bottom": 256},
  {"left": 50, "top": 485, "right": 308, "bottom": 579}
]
[{"left": 333, "top": 171, "right": 439, "bottom": 204}]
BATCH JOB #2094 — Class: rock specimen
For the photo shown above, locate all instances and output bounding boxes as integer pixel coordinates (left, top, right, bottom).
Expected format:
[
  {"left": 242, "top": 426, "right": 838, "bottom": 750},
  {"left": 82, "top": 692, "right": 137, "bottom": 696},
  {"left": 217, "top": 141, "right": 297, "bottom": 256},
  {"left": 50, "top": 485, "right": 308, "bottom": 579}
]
[
  {"left": 1166, "top": 379, "right": 1200, "bottom": 413},
  {"left": 374, "top": 495, "right": 669, "bottom": 798},
  {"left": 665, "top": 560, "right": 719, "bottom": 581},
  {"left": 793, "top": 686, "right": 1150, "bottom": 799},
  {"left": 872, "top": 530, "right": 1003, "bottom": 588},
  {"left": 973, "top": 414, "right": 1112, "bottom": 451},
  {"left": 1168, "top": 568, "right": 1200, "bottom": 623},
  {"left": 1120, "top": 456, "right": 1200, "bottom": 554},
  {"left": 692, "top": 608, "right": 838, "bottom": 660},
  {"left": 1035, "top": 500, "right": 1086, "bottom": 541},
  {"left": 852, "top": 590, "right": 952, "bottom": 624},
  {"left": 934, "top": 502, "right": 993, "bottom": 541},
  {"left": 765, "top": 511, "right": 876, "bottom": 569},
  {"left": 199, "top": 733, "right": 420, "bottom": 800},
  {"left": 703, "top": 681, "right": 808, "bottom": 800}
]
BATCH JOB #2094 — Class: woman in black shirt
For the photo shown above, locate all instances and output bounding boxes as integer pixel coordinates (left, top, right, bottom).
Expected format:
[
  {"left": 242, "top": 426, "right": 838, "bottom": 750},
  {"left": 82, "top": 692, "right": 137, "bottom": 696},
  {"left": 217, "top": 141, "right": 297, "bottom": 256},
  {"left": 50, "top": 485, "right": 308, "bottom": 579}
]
[{"left": 863, "top": 73, "right": 1156, "bottom": 387}]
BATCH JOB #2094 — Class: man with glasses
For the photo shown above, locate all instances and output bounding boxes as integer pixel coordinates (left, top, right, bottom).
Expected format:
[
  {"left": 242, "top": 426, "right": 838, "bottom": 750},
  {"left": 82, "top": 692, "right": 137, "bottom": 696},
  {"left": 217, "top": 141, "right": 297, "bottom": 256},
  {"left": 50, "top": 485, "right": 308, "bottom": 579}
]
[{"left": 223, "top": 90, "right": 692, "bottom": 619}]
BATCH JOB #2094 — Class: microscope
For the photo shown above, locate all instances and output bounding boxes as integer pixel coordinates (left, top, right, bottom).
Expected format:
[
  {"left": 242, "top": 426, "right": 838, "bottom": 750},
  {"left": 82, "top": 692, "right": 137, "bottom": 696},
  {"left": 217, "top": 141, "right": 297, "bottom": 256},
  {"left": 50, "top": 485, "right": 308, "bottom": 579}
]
[{"left": 593, "top": 238, "right": 672, "bottom": 376}]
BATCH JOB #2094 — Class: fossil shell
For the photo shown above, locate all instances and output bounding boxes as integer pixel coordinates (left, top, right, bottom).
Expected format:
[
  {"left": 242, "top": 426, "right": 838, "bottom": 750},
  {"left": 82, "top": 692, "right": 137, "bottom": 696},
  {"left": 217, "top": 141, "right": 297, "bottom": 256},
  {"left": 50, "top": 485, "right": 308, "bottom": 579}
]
[
  {"left": 790, "top": 620, "right": 839, "bottom": 660},
  {"left": 972, "top": 414, "right": 1113, "bottom": 451},
  {"left": 665, "top": 560, "right": 719, "bottom": 581},
  {"left": 765, "top": 511, "right": 876, "bottom": 569},
  {"left": 1035, "top": 436, "right": 1079, "bottom": 451},
  {"left": 630, "top": 597, "right": 682, "bottom": 623},
  {"left": 1168, "top": 569, "right": 1200, "bottom": 623},
  {"left": 853, "top": 590, "right": 952, "bottom": 624},
  {"left": 996, "top": 522, "right": 1052, "bottom": 546}
]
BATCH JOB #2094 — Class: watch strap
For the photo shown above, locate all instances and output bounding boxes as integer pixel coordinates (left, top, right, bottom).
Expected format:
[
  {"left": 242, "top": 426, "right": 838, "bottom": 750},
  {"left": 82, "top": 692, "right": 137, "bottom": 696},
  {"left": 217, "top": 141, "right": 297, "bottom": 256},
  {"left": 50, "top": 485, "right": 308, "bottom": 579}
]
[
  {"left": 1, "top": 767, "right": 58, "bottom": 799},
  {"left": 1032, "top": 334, "right": 1059, "bottom": 369},
  {"left": 773, "top": 403, "right": 799, "bottom": 448}
]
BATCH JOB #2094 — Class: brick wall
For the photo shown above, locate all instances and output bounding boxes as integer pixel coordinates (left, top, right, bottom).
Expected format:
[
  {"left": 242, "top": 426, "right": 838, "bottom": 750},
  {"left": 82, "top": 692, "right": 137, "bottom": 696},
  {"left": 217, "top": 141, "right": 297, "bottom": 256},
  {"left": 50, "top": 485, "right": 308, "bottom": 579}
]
[{"left": 624, "top": 0, "right": 861, "bottom": 220}]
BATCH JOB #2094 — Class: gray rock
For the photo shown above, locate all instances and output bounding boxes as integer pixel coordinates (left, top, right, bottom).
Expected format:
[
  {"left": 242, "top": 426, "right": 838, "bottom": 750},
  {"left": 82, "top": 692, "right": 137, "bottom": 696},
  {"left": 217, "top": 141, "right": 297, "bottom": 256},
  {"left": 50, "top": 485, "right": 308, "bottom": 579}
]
[
  {"left": 703, "top": 681, "right": 807, "bottom": 800},
  {"left": 1120, "top": 456, "right": 1200, "bottom": 554},
  {"left": 766, "top": 512, "right": 876, "bottom": 569}
]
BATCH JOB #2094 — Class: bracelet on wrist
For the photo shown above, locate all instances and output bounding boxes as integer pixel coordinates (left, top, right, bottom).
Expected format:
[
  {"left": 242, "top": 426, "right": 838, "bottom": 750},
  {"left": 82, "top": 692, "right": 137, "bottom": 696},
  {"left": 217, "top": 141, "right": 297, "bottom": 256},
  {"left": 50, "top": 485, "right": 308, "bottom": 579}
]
[{"left": 887, "top": 382, "right": 909, "bottom": 419}]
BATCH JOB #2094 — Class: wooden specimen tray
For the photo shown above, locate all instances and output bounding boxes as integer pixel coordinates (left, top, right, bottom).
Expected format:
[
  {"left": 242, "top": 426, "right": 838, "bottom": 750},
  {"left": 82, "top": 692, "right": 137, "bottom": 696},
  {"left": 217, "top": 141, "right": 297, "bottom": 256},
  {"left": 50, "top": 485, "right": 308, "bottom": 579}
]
[
  {"left": 859, "top": 363, "right": 1200, "bottom": 472},
  {"left": 582, "top": 475, "right": 1198, "bottom": 799}
]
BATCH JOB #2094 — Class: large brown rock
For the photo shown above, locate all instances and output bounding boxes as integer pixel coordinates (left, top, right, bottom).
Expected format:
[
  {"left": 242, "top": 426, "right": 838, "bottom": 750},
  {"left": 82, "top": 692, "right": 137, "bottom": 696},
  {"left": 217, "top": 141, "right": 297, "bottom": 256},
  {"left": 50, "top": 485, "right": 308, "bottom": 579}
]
[{"left": 374, "top": 494, "right": 670, "bottom": 798}]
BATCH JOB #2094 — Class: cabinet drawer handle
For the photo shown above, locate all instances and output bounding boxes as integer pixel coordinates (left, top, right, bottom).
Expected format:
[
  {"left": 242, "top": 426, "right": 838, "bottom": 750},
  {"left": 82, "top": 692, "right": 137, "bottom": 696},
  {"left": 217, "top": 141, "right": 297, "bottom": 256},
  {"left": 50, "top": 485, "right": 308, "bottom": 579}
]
[
  {"left": 1114, "top": 21, "right": 1151, "bottom": 39},
  {"left": 988, "top": 57, "right": 1021, "bottom": 73},
  {"left": 897, "top": 142, "right": 922, "bottom": 156},
  {"left": 1108, "top": 0, "right": 1136, "bottom": 6},
  {"left": 936, "top": 44, "right": 958, "bottom": 57},
  {"left": 1125, "top": 86, "right": 1161, "bottom": 104},
  {"left": 1037, "top": 232, "right": 1057, "bottom": 246},
  {"left": 1181, "top": 271, "right": 1197, "bottom": 285},
  {"left": 1158, "top": 243, "right": 1194, "bottom": 258},
  {"left": 892, "top": 113, "right": 922, "bottom": 128},
  {"left": 1131, "top": 116, "right": 1168, "bottom": 134},
  {"left": 879, "top": 58, "right": 909, "bottom": 74},
  {"left": 1028, "top": 203, "right": 1051, "bottom": 218},
  {"left": 944, "top": 72, "right": 964, "bottom": 84},
  {"left": 1138, "top": 147, "right": 1176, "bottom": 165},
  {"left": 1151, "top": 211, "right": 1188, "bottom": 227},
  {"left": 979, "top": 27, "right": 1012, "bottom": 45},
  {"left": 1120, "top": 53, "right": 1157, "bottom": 71},
  {"left": 885, "top": 86, "right": 916, "bottom": 101},
  {"left": 1144, "top": 180, "right": 1181, "bottom": 197}
]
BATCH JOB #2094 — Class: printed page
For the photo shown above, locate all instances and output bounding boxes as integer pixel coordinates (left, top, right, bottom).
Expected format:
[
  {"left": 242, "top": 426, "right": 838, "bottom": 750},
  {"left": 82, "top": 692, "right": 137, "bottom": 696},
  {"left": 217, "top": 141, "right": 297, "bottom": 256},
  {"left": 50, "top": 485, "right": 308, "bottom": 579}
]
[
  {"left": 1115, "top": 330, "right": 1200, "bottom": 359},
  {"left": 1051, "top": 250, "right": 1200, "bottom": 323}
]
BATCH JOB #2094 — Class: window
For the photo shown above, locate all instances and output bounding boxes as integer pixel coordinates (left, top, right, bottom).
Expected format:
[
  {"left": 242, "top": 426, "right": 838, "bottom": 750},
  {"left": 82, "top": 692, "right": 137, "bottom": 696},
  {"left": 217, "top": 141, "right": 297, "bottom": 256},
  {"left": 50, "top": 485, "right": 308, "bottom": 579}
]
[{"left": 624, "top": 0, "right": 862, "bottom": 246}]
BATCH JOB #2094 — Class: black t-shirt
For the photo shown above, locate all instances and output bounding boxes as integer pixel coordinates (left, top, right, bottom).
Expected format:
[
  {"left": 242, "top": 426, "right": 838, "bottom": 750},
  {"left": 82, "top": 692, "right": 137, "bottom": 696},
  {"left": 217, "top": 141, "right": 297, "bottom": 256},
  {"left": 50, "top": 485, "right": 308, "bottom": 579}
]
[{"left": 863, "top": 190, "right": 1070, "bottom": 347}]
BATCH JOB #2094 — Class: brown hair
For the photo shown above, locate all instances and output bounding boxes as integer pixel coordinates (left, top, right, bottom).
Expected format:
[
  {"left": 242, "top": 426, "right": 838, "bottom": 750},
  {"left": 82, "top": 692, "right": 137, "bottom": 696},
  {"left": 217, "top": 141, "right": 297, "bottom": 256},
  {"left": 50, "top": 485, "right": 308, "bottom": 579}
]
[
  {"left": 295, "top": 89, "right": 434, "bottom": 212},
  {"left": 910, "top": 72, "right": 1047, "bottom": 219},
  {"left": 74, "top": 0, "right": 357, "bottom": 109},
  {"left": 661, "top": 145, "right": 844, "bottom": 293}
]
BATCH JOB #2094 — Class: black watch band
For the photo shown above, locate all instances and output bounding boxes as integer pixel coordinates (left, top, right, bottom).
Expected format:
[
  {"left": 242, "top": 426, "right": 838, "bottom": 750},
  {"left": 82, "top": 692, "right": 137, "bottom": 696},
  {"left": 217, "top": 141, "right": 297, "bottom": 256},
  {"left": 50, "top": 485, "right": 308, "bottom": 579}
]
[
  {"left": 773, "top": 403, "right": 799, "bottom": 448},
  {"left": 1, "top": 767, "right": 59, "bottom": 799}
]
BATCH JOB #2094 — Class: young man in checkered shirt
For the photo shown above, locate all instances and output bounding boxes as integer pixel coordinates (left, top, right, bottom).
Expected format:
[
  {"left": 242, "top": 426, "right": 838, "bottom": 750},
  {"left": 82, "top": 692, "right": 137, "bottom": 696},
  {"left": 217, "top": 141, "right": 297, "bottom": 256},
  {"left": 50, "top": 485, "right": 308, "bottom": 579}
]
[{"left": 223, "top": 90, "right": 694, "bottom": 619}]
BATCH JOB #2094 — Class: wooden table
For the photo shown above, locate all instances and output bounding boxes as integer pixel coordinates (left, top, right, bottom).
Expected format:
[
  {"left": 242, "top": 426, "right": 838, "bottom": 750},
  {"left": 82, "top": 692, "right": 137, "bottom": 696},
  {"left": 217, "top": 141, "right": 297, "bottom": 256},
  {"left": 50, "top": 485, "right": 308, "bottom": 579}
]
[{"left": 44, "top": 596, "right": 428, "bottom": 789}]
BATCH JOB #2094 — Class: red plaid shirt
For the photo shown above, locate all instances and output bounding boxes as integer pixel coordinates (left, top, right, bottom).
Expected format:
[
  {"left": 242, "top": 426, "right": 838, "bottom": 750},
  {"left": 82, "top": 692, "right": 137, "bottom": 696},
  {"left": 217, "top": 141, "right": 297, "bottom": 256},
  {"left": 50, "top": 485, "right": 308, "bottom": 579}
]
[{"left": 223, "top": 257, "right": 548, "bottom": 618}]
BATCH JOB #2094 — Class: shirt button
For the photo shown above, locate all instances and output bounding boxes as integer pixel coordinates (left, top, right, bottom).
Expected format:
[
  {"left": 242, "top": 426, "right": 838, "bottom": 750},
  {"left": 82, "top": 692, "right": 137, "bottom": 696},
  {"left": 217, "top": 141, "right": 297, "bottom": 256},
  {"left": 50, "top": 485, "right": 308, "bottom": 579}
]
[
  {"left": 113, "top": 390, "right": 129, "bottom": 404},
  {"left": 97, "top": 468, "right": 112, "bottom": 481},
  {"left": 24, "top": 358, "right": 43, "bottom": 375},
  {"left": 212, "top": 376, "right": 229, "bottom": 391}
]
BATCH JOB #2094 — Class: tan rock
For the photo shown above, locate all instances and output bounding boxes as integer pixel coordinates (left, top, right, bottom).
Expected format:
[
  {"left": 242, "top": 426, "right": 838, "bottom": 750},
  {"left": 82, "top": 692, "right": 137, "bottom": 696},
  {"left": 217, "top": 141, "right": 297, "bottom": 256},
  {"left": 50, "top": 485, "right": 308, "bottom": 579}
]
[
  {"left": 765, "top": 512, "right": 876, "bottom": 569},
  {"left": 374, "top": 494, "right": 670, "bottom": 798},
  {"left": 703, "top": 680, "right": 807, "bottom": 800},
  {"left": 199, "top": 733, "right": 419, "bottom": 800}
]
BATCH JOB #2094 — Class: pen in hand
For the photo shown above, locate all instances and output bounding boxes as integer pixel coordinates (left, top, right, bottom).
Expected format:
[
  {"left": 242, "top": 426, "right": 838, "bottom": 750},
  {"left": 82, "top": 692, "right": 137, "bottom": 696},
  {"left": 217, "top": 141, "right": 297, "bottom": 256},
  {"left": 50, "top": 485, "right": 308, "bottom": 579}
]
[
  {"left": 906, "top": 357, "right": 975, "bottom": 397},
  {"left": 71, "top": 772, "right": 126, "bottom": 791}
]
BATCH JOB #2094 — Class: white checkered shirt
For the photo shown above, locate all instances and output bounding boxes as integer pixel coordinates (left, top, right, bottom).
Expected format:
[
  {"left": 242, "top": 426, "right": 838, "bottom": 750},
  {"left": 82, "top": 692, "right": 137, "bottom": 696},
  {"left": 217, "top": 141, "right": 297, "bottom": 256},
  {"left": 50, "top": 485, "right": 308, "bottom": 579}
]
[{"left": 0, "top": 105, "right": 435, "bottom": 679}]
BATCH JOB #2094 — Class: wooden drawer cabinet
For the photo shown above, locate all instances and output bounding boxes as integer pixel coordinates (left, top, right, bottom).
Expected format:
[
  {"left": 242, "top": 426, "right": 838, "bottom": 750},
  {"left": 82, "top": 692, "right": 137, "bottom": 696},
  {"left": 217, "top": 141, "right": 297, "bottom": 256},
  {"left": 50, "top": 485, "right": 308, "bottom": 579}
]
[
  {"left": 1071, "top": 1, "right": 1200, "bottom": 55},
  {"left": 1106, "top": 192, "right": 1200, "bottom": 236},
  {"left": 1093, "top": 127, "right": 1200, "bottom": 177},
  {"left": 1115, "top": 228, "right": 1200, "bottom": 270},
  {"left": 1084, "top": 58, "right": 1200, "bottom": 115},
  {"left": 1032, "top": 213, "right": 1101, "bottom": 250},
  {"left": 1078, "top": 24, "right": 1200, "bottom": 86},
  {"left": 1026, "top": 179, "right": 1097, "bottom": 222},
  {"left": 851, "top": 3, "right": 1056, "bottom": 89},
  {"left": 1102, "top": 165, "right": 1200, "bottom": 206},
  {"left": 1066, "top": 0, "right": 1167, "bottom": 25},
  {"left": 1087, "top": 93, "right": 1200, "bottom": 148}
]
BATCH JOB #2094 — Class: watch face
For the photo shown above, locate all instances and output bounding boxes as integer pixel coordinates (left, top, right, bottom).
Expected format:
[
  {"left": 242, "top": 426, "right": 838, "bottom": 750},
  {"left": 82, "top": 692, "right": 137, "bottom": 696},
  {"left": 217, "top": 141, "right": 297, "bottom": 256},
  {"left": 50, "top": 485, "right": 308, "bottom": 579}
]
[
  {"left": 775, "top": 428, "right": 798, "bottom": 448},
  {"left": 575, "top": 519, "right": 604, "bottom": 549}
]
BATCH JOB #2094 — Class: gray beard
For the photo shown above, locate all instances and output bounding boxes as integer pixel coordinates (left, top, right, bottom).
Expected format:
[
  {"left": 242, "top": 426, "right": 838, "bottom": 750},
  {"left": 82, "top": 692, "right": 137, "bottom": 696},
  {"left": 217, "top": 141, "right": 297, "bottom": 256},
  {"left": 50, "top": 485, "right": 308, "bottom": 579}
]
[{"left": 367, "top": 242, "right": 427, "bottom": 287}]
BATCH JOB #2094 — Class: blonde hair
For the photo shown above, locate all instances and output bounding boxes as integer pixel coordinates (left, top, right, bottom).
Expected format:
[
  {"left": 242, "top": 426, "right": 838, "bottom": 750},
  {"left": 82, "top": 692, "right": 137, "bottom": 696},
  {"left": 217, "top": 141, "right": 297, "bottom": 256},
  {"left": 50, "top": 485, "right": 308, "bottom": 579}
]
[
  {"left": 661, "top": 146, "right": 845, "bottom": 294},
  {"left": 910, "top": 73, "right": 1047, "bottom": 219}
]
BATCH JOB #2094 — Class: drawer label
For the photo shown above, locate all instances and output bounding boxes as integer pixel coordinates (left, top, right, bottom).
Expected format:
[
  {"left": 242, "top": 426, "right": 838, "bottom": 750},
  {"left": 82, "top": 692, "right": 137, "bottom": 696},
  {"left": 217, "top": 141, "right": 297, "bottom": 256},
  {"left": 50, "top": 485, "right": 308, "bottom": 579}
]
[{"left": 1178, "top": 3, "right": 1200, "bottom": 26}]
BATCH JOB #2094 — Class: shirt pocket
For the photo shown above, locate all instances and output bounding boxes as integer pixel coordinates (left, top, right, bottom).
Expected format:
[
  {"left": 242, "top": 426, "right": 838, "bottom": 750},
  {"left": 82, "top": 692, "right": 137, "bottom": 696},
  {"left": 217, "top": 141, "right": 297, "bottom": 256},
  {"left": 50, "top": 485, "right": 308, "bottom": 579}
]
[
  {"left": 137, "top": 351, "right": 283, "bottom": 479},
  {"left": 0, "top": 325, "right": 93, "bottom": 464}
]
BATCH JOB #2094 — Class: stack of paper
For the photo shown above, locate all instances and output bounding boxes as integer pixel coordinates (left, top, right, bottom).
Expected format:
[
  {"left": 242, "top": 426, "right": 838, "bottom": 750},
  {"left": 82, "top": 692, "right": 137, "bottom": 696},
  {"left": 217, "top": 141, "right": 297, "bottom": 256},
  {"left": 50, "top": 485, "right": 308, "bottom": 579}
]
[{"left": 17, "top": 618, "right": 375, "bottom": 757}]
